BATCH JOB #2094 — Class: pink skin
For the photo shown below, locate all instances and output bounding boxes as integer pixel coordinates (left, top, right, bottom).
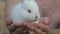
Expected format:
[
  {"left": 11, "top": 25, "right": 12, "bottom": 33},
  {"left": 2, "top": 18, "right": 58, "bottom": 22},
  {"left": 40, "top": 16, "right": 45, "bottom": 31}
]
[
  {"left": 6, "top": 17, "right": 50, "bottom": 34},
  {"left": 26, "top": 17, "right": 50, "bottom": 34}
]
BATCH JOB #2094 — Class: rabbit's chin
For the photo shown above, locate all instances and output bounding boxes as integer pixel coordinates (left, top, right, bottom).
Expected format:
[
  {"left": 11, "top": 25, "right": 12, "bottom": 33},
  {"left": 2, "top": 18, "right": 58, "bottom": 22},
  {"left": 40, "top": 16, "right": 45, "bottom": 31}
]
[{"left": 27, "top": 20, "right": 39, "bottom": 24}]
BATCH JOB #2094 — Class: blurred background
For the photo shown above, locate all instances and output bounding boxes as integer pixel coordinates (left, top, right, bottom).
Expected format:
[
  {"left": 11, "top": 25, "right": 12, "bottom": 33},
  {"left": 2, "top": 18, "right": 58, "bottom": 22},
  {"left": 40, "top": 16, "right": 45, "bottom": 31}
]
[
  {"left": 0, "top": 0, "right": 60, "bottom": 34},
  {"left": 0, "top": 0, "right": 6, "bottom": 34}
]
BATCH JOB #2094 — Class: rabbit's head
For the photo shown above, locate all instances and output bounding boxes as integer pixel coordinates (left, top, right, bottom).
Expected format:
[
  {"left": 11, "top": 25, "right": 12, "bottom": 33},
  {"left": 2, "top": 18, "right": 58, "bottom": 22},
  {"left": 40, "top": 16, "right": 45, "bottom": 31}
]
[
  {"left": 20, "top": 0, "right": 40, "bottom": 22},
  {"left": 11, "top": 0, "right": 40, "bottom": 23},
  {"left": 20, "top": 9, "right": 39, "bottom": 22}
]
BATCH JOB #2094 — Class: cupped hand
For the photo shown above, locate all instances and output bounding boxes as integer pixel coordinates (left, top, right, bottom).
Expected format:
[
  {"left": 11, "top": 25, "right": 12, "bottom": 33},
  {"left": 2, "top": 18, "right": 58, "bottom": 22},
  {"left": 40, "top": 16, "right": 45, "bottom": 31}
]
[
  {"left": 6, "top": 19, "right": 29, "bottom": 34},
  {"left": 26, "top": 17, "right": 51, "bottom": 34}
]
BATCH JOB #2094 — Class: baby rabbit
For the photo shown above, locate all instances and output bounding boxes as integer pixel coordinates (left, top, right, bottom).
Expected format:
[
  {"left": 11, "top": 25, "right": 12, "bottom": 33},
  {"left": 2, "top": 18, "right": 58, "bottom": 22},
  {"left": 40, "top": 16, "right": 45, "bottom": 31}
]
[{"left": 11, "top": 0, "right": 40, "bottom": 24}]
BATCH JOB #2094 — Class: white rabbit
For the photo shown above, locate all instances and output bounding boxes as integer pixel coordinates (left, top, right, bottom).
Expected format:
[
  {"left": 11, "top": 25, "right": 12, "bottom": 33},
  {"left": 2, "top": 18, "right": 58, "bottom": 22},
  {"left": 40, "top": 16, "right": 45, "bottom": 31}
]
[{"left": 11, "top": 0, "right": 40, "bottom": 24}]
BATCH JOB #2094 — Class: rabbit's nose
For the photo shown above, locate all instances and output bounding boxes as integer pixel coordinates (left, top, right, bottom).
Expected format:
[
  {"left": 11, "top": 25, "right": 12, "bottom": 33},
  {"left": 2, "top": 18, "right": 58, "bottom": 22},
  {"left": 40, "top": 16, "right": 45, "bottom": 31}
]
[
  {"left": 33, "top": 16, "right": 38, "bottom": 21},
  {"left": 35, "top": 16, "right": 38, "bottom": 19}
]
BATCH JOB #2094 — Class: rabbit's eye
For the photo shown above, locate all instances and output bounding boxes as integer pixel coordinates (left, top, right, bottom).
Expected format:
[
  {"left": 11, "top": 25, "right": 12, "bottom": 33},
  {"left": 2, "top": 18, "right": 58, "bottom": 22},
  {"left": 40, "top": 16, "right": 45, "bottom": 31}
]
[{"left": 28, "top": 10, "right": 31, "bottom": 13}]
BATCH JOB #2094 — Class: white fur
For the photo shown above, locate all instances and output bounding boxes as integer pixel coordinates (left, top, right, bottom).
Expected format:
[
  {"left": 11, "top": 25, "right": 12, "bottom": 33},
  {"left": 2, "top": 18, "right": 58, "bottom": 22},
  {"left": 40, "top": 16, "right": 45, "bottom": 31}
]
[{"left": 11, "top": 0, "right": 40, "bottom": 24}]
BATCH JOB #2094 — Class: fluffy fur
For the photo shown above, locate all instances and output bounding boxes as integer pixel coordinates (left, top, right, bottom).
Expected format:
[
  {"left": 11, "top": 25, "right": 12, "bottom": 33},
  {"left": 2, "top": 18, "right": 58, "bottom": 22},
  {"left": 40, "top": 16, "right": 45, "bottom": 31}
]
[{"left": 11, "top": 0, "right": 40, "bottom": 24}]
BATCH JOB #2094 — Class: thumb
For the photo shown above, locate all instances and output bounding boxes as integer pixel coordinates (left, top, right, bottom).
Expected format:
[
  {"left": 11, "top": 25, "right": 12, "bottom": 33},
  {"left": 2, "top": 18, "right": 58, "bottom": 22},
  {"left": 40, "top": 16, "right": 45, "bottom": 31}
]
[
  {"left": 39, "top": 17, "right": 51, "bottom": 26},
  {"left": 6, "top": 19, "right": 13, "bottom": 26}
]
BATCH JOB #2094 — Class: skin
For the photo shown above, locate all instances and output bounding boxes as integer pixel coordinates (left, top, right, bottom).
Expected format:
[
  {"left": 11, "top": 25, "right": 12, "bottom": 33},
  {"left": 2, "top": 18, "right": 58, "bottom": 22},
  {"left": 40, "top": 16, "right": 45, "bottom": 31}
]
[{"left": 4, "top": 0, "right": 60, "bottom": 34}]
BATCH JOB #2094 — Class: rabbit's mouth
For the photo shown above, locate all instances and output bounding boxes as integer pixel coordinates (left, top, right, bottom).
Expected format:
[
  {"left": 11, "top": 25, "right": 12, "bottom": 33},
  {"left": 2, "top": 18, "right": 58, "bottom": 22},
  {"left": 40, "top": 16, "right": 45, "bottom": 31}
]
[
  {"left": 27, "top": 18, "right": 37, "bottom": 23},
  {"left": 31, "top": 16, "right": 38, "bottom": 22},
  {"left": 24, "top": 15, "right": 38, "bottom": 23}
]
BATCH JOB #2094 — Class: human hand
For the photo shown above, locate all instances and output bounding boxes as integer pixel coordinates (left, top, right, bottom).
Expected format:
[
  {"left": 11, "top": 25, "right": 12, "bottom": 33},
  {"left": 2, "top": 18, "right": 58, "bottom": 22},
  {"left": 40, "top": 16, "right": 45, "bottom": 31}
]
[
  {"left": 6, "top": 19, "right": 29, "bottom": 34},
  {"left": 26, "top": 17, "right": 51, "bottom": 34}
]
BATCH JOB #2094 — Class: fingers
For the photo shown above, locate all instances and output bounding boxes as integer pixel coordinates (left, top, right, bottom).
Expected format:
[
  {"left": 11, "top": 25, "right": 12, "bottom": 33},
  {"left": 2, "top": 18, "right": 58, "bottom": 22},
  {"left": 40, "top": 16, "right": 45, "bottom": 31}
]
[
  {"left": 7, "top": 23, "right": 28, "bottom": 34},
  {"left": 7, "top": 24, "right": 20, "bottom": 32},
  {"left": 6, "top": 19, "right": 31, "bottom": 34},
  {"left": 12, "top": 22, "right": 29, "bottom": 34},
  {"left": 28, "top": 23, "right": 49, "bottom": 34},
  {"left": 33, "top": 23, "right": 50, "bottom": 33},
  {"left": 7, "top": 21, "right": 29, "bottom": 34},
  {"left": 6, "top": 19, "right": 12, "bottom": 26},
  {"left": 12, "top": 26, "right": 26, "bottom": 34},
  {"left": 39, "top": 17, "right": 51, "bottom": 26},
  {"left": 29, "top": 30, "right": 35, "bottom": 34},
  {"left": 26, "top": 24, "right": 45, "bottom": 34}
]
